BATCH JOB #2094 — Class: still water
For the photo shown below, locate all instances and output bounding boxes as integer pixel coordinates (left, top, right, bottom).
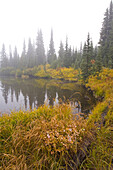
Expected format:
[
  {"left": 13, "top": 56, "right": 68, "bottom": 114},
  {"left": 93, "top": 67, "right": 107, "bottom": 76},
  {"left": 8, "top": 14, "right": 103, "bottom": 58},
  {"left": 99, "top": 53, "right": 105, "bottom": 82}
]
[{"left": 0, "top": 77, "right": 96, "bottom": 114}]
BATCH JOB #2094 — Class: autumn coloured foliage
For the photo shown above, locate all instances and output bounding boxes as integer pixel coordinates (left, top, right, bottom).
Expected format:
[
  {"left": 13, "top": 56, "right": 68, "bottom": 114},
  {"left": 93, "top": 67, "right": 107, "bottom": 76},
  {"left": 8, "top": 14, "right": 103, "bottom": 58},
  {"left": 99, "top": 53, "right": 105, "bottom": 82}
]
[
  {"left": 0, "top": 68, "right": 113, "bottom": 169},
  {"left": 0, "top": 104, "right": 93, "bottom": 169},
  {"left": 0, "top": 64, "right": 80, "bottom": 81},
  {"left": 84, "top": 68, "right": 113, "bottom": 169}
]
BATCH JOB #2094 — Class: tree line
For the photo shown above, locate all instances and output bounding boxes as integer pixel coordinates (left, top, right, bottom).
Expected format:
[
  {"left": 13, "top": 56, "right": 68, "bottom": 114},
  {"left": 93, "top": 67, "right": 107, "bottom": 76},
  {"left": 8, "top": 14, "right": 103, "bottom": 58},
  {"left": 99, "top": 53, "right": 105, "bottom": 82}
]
[{"left": 0, "top": 1, "right": 113, "bottom": 80}]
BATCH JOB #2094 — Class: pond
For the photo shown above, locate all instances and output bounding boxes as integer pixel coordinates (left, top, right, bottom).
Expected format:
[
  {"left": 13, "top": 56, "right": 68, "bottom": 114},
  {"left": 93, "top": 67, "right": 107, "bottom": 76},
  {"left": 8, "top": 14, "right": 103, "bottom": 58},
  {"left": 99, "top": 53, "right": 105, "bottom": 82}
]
[{"left": 0, "top": 77, "right": 96, "bottom": 115}]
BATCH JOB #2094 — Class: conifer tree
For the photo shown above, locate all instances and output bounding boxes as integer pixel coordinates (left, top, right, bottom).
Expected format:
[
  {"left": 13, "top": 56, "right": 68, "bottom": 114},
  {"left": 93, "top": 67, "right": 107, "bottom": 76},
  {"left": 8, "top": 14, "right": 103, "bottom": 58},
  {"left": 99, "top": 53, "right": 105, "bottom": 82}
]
[
  {"left": 108, "top": 1, "right": 113, "bottom": 68},
  {"left": 20, "top": 40, "right": 27, "bottom": 68},
  {"left": 99, "top": 1, "right": 113, "bottom": 68},
  {"left": 27, "top": 38, "right": 35, "bottom": 68},
  {"left": 81, "top": 33, "right": 93, "bottom": 80},
  {"left": 63, "top": 36, "right": 71, "bottom": 67},
  {"left": 99, "top": 8, "right": 109, "bottom": 67},
  {"left": 47, "top": 29, "right": 56, "bottom": 64},
  {"left": 74, "top": 49, "right": 82, "bottom": 69},
  {"left": 95, "top": 47, "right": 102, "bottom": 72},
  {"left": 9, "top": 45, "right": 13, "bottom": 67},
  {"left": 36, "top": 29, "right": 46, "bottom": 65},
  {"left": 13, "top": 46, "right": 19, "bottom": 68},
  {"left": 0, "top": 44, "right": 8, "bottom": 68},
  {"left": 74, "top": 43, "right": 83, "bottom": 69},
  {"left": 58, "top": 41, "right": 64, "bottom": 67}
]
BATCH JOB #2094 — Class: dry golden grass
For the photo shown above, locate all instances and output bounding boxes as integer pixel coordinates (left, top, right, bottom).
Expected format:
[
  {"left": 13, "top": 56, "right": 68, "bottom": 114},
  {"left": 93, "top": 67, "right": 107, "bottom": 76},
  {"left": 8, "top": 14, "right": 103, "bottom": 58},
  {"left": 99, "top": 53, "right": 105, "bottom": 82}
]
[{"left": 0, "top": 104, "right": 94, "bottom": 169}]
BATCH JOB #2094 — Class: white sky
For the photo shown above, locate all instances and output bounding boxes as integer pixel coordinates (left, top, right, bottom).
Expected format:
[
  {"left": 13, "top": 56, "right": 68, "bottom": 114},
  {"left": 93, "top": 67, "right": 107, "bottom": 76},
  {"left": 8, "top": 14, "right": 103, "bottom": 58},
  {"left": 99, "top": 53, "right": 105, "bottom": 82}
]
[{"left": 0, "top": 0, "right": 111, "bottom": 55}]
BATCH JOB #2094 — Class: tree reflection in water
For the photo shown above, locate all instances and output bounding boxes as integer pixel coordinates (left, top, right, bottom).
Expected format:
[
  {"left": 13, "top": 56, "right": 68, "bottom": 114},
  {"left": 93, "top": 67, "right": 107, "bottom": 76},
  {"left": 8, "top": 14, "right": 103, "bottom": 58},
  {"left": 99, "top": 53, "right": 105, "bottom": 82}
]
[{"left": 0, "top": 77, "right": 96, "bottom": 115}]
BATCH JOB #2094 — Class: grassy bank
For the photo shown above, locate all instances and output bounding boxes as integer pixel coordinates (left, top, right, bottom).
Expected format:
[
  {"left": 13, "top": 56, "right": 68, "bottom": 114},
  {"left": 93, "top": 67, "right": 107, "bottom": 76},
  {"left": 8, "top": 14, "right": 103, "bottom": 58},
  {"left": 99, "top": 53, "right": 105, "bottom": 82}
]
[
  {"left": 0, "top": 68, "right": 113, "bottom": 169},
  {"left": 0, "top": 65, "right": 80, "bottom": 82},
  {"left": 0, "top": 104, "right": 95, "bottom": 169},
  {"left": 83, "top": 68, "right": 113, "bottom": 169}
]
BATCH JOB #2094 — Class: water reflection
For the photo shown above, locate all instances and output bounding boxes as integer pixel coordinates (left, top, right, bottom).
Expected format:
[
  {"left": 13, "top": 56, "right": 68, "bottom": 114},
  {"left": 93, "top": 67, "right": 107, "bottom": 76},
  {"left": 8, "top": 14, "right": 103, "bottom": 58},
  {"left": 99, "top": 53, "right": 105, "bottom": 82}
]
[{"left": 0, "top": 77, "right": 96, "bottom": 114}]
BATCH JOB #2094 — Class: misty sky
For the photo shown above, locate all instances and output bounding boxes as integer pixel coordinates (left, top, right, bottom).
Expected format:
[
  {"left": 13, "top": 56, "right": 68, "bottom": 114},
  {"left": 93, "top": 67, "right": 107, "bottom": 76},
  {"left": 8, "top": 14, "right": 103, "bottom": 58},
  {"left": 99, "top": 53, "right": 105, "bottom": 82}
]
[{"left": 0, "top": 0, "right": 111, "bottom": 54}]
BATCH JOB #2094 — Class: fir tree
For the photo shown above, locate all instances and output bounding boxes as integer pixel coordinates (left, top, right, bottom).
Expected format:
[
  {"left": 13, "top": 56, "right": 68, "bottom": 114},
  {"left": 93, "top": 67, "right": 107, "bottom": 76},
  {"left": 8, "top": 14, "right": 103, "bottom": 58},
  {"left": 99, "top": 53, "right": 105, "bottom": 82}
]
[
  {"left": 13, "top": 46, "right": 19, "bottom": 68},
  {"left": 63, "top": 36, "right": 71, "bottom": 67},
  {"left": 58, "top": 41, "right": 64, "bottom": 67},
  {"left": 36, "top": 29, "right": 46, "bottom": 65},
  {"left": 20, "top": 40, "right": 27, "bottom": 68},
  {"left": 47, "top": 29, "right": 56, "bottom": 64},
  {"left": 27, "top": 38, "right": 35, "bottom": 68},
  {"left": 99, "top": 1, "right": 113, "bottom": 68},
  {"left": 81, "top": 33, "right": 93, "bottom": 80},
  {"left": 0, "top": 44, "right": 8, "bottom": 68},
  {"left": 9, "top": 45, "right": 13, "bottom": 67},
  {"left": 95, "top": 47, "right": 102, "bottom": 72},
  {"left": 99, "top": 8, "right": 109, "bottom": 67}
]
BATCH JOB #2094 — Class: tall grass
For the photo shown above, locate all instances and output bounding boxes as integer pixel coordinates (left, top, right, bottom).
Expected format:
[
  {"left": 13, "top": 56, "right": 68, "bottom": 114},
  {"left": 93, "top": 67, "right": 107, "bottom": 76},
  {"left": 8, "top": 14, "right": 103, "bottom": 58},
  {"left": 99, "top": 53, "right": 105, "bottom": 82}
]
[
  {"left": 82, "top": 68, "right": 113, "bottom": 169},
  {"left": 0, "top": 104, "right": 93, "bottom": 169}
]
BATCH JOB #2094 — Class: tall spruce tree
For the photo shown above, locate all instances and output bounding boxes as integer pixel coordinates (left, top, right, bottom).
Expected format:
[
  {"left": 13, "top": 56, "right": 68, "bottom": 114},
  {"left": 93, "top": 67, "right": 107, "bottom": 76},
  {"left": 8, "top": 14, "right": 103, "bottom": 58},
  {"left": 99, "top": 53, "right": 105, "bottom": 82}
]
[
  {"left": 0, "top": 44, "right": 8, "bottom": 68},
  {"left": 80, "top": 33, "right": 93, "bottom": 80},
  {"left": 108, "top": 21, "right": 113, "bottom": 68},
  {"left": 99, "top": 8, "right": 109, "bottom": 67},
  {"left": 74, "top": 49, "right": 82, "bottom": 69},
  {"left": 63, "top": 36, "right": 71, "bottom": 67},
  {"left": 74, "top": 43, "right": 83, "bottom": 69},
  {"left": 13, "top": 46, "right": 19, "bottom": 68},
  {"left": 36, "top": 29, "right": 46, "bottom": 65},
  {"left": 99, "top": 1, "right": 113, "bottom": 68},
  {"left": 27, "top": 38, "right": 35, "bottom": 68},
  {"left": 9, "top": 45, "right": 13, "bottom": 67},
  {"left": 108, "top": 1, "right": 113, "bottom": 68},
  {"left": 20, "top": 40, "right": 27, "bottom": 68},
  {"left": 58, "top": 41, "right": 64, "bottom": 67},
  {"left": 95, "top": 47, "right": 102, "bottom": 72},
  {"left": 47, "top": 29, "right": 56, "bottom": 64}
]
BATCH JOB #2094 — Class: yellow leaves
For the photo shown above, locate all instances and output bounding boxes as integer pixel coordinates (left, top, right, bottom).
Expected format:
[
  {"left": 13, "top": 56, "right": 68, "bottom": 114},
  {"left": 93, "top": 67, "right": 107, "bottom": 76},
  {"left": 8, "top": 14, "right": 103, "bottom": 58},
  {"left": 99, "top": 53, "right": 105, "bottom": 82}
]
[
  {"left": 87, "top": 68, "right": 113, "bottom": 130},
  {"left": 20, "top": 65, "right": 80, "bottom": 82},
  {"left": 28, "top": 65, "right": 79, "bottom": 81}
]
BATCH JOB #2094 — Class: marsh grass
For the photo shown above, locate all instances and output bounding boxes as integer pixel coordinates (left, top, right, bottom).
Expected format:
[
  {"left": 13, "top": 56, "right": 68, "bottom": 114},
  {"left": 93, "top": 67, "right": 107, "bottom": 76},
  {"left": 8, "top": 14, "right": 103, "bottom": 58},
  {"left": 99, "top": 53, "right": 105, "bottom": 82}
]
[
  {"left": 0, "top": 104, "right": 93, "bottom": 169},
  {"left": 82, "top": 68, "right": 113, "bottom": 169}
]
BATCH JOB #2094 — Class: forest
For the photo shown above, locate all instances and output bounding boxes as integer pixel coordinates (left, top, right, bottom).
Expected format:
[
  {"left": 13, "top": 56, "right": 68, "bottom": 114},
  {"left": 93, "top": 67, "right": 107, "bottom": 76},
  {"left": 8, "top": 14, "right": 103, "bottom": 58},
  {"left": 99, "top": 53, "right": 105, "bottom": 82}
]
[
  {"left": 0, "top": 1, "right": 113, "bottom": 170},
  {"left": 1, "top": 1, "right": 113, "bottom": 80}
]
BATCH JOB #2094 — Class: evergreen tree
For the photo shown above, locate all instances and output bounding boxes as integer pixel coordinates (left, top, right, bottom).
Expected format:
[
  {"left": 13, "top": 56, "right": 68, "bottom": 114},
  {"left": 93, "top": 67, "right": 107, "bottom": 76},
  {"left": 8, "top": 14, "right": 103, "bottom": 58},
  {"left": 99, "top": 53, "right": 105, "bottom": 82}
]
[
  {"left": 74, "top": 49, "right": 82, "bottom": 69},
  {"left": 63, "top": 36, "right": 71, "bottom": 67},
  {"left": 95, "top": 47, "right": 102, "bottom": 72},
  {"left": 108, "top": 22, "right": 113, "bottom": 68},
  {"left": 108, "top": 1, "right": 113, "bottom": 68},
  {"left": 47, "top": 29, "right": 56, "bottom": 64},
  {"left": 20, "top": 40, "right": 27, "bottom": 68},
  {"left": 81, "top": 33, "right": 93, "bottom": 80},
  {"left": 71, "top": 47, "right": 75, "bottom": 63},
  {"left": 74, "top": 43, "right": 83, "bottom": 69},
  {"left": 58, "top": 41, "right": 64, "bottom": 67},
  {"left": 13, "top": 46, "right": 19, "bottom": 68},
  {"left": 27, "top": 38, "right": 35, "bottom": 68},
  {"left": 99, "top": 8, "right": 109, "bottom": 67},
  {"left": 9, "top": 45, "right": 13, "bottom": 67},
  {"left": 93, "top": 45, "right": 98, "bottom": 60},
  {"left": 69, "top": 45, "right": 72, "bottom": 63},
  {"left": 0, "top": 44, "right": 8, "bottom": 68},
  {"left": 99, "top": 1, "right": 113, "bottom": 68},
  {"left": 36, "top": 29, "right": 46, "bottom": 65}
]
